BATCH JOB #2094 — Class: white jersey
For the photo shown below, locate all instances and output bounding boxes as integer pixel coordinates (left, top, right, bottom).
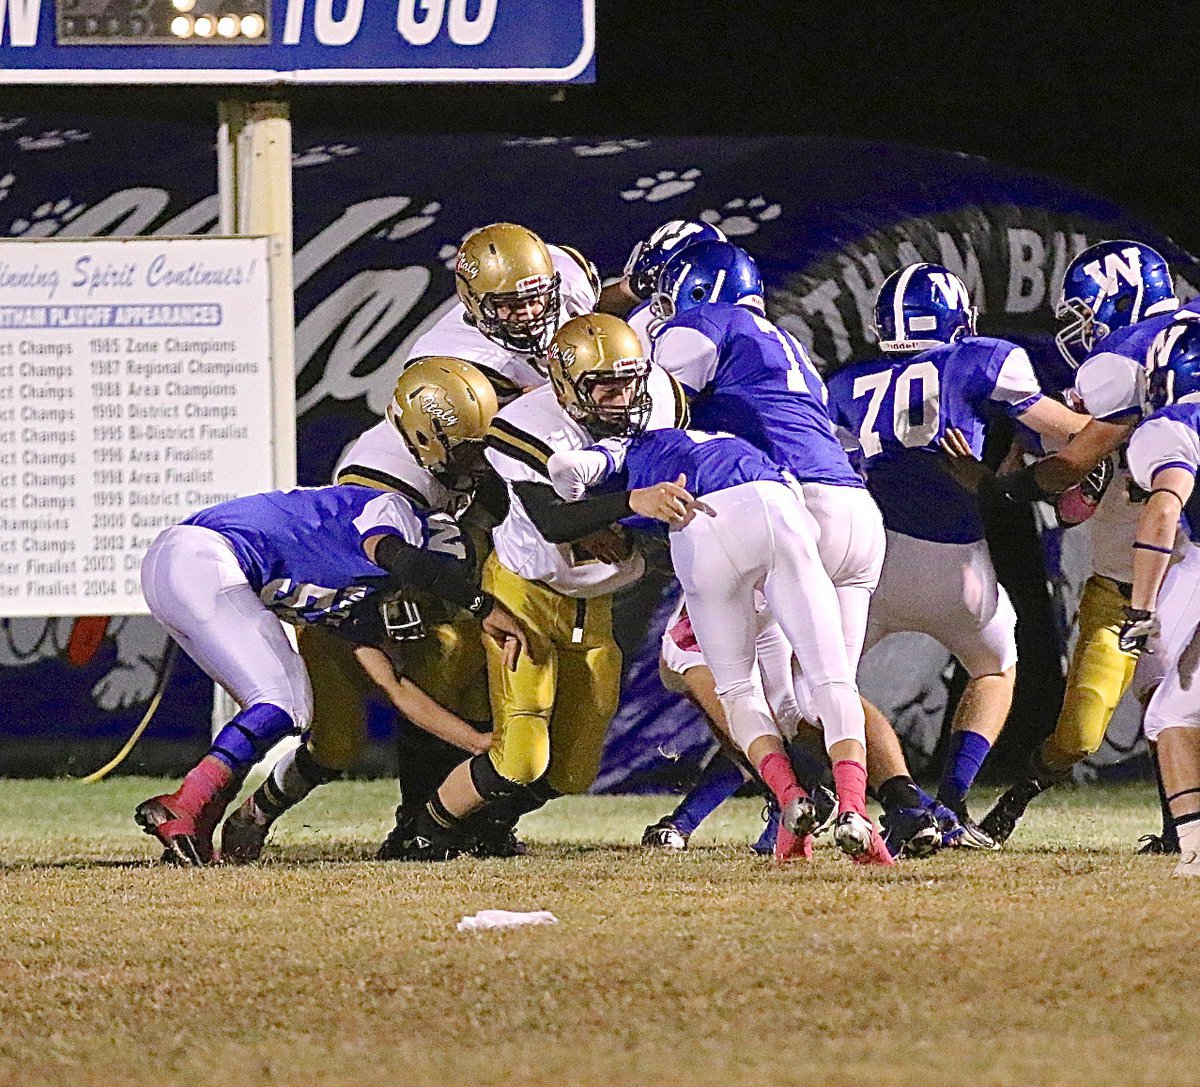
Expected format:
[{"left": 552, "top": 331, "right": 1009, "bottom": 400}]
[
  {"left": 484, "top": 366, "right": 687, "bottom": 598},
  {"left": 334, "top": 419, "right": 454, "bottom": 513},
  {"left": 406, "top": 244, "right": 601, "bottom": 391},
  {"left": 1072, "top": 352, "right": 1182, "bottom": 584}
]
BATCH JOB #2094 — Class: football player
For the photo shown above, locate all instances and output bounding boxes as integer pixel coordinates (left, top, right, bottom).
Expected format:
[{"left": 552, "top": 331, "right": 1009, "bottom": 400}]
[
  {"left": 383, "top": 314, "right": 690, "bottom": 859},
  {"left": 1119, "top": 319, "right": 1200, "bottom": 875},
  {"left": 939, "top": 242, "right": 1198, "bottom": 844},
  {"left": 651, "top": 240, "right": 885, "bottom": 682},
  {"left": 548, "top": 420, "right": 893, "bottom": 865},
  {"left": 134, "top": 477, "right": 527, "bottom": 866},
  {"left": 328, "top": 224, "right": 602, "bottom": 854},
  {"left": 218, "top": 357, "right": 503, "bottom": 862},
  {"left": 827, "top": 262, "right": 1084, "bottom": 845}
]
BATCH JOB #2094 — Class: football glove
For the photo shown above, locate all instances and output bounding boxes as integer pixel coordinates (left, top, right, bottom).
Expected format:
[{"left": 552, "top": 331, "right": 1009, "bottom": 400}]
[{"left": 1118, "top": 606, "right": 1159, "bottom": 654}]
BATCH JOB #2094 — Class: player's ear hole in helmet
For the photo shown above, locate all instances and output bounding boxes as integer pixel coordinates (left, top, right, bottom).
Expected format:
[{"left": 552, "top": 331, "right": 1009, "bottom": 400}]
[
  {"left": 454, "top": 222, "right": 562, "bottom": 357},
  {"left": 652, "top": 240, "right": 765, "bottom": 321},
  {"left": 1146, "top": 317, "right": 1200, "bottom": 413},
  {"left": 547, "top": 314, "right": 653, "bottom": 439},
  {"left": 388, "top": 356, "right": 500, "bottom": 483}
]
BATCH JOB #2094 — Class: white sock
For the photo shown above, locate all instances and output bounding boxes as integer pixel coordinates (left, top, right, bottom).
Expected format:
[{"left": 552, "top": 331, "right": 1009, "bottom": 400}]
[{"left": 1176, "top": 817, "right": 1200, "bottom": 857}]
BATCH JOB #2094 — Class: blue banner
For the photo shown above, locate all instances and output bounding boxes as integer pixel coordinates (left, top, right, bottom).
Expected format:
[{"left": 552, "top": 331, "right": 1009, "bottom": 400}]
[{"left": 0, "top": 114, "right": 1196, "bottom": 784}]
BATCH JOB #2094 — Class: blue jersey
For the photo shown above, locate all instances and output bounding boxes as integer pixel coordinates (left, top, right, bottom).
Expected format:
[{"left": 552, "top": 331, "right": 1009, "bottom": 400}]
[
  {"left": 1128, "top": 401, "right": 1200, "bottom": 545},
  {"left": 184, "top": 484, "right": 456, "bottom": 626},
  {"left": 651, "top": 303, "right": 863, "bottom": 489},
  {"left": 826, "top": 337, "right": 1042, "bottom": 544},
  {"left": 590, "top": 428, "right": 788, "bottom": 537},
  {"left": 1098, "top": 297, "right": 1200, "bottom": 364}
]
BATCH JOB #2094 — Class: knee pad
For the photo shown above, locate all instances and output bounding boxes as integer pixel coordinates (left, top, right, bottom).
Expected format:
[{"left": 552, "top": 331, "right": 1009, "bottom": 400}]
[
  {"left": 718, "top": 683, "right": 779, "bottom": 754},
  {"left": 470, "top": 752, "right": 523, "bottom": 801},
  {"left": 211, "top": 703, "right": 298, "bottom": 771},
  {"left": 807, "top": 679, "right": 865, "bottom": 750}
]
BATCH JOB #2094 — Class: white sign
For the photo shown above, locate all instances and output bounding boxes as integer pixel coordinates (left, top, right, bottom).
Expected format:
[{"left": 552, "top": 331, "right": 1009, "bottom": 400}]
[{"left": 0, "top": 235, "right": 274, "bottom": 616}]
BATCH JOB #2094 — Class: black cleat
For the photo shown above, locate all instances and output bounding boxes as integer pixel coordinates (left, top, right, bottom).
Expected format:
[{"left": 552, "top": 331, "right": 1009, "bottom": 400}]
[
  {"left": 376, "top": 815, "right": 464, "bottom": 862},
  {"left": 1137, "top": 833, "right": 1181, "bottom": 855},
  {"left": 880, "top": 806, "right": 942, "bottom": 859},
  {"left": 469, "top": 820, "right": 529, "bottom": 858},
  {"left": 979, "top": 778, "right": 1046, "bottom": 845}
]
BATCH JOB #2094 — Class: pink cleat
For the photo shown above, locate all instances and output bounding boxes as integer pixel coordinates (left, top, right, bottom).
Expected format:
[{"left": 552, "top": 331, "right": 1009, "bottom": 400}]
[
  {"left": 834, "top": 811, "right": 896, "bottom": 867},
  {"left": 774, "top": 791, "right": 818, "bottom": 864}
]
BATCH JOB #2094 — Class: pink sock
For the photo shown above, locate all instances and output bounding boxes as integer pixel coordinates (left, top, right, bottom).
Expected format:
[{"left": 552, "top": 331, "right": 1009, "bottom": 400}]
[
  {"left": 832, "top": 759, "right": 869, "bottom": 818},
  {"left": 173, "top": 755, "right": 234, "bottom": 815},
  {"left": 759, "top": 752, "right": 807, "bottom": 809}
]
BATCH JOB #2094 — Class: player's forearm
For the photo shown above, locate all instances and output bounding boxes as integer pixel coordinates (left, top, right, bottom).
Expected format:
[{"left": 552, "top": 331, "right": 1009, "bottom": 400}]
[
  {"left": 353, "top": 645, "right": 488, "bottom": 754},
  {"left": 513, "top": 481, "right": 632, "bottom": 544},
  {"left": 370, "top": 535, "right": 491, "bottom": 616},
  {"left": 1130, "top": 498, "right": 1179, "bottom": 610}
]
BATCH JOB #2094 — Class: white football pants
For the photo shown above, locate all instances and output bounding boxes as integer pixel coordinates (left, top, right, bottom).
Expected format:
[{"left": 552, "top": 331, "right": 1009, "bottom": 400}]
[
  {"left": 1140, "top": 544, "right": 1200, "bottom": 741},
  {"left": 670, "top": 481, "right": 863, "bottom": 755},
  {"left": 141, "top": 524, "right": 314, "bottom": 730}
]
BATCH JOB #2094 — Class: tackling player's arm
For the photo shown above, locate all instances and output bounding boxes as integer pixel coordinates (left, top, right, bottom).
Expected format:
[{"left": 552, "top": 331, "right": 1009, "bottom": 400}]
[
  {"left": 1129, "top": 467, "right": 1192, "bottom": 612},
  {"left": 352, "top": 642, "right": 490, "bottom": 755}
]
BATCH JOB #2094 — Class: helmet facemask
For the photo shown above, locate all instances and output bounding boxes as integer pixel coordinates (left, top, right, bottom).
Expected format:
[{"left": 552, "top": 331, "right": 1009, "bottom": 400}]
[
  {"left": 570, "top": 362, "right": 653, "bottom": 438},
  {"left": 1054, "top": 296, "right": 1108, "bottom": 367},
  {"left": 472, "top": 272, "right": 561, "bottom": 356}
]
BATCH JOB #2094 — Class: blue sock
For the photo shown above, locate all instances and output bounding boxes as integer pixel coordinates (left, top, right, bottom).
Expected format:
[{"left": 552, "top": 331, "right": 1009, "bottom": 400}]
[
  {"left": 670, "top": 753, "right": 747, "bottom": 837},
  {"left": 210, "top": 703, "right": 297, "bottom": 777},
  {"left": 938, "top": 730, "right": 992, "bottom": 811}
]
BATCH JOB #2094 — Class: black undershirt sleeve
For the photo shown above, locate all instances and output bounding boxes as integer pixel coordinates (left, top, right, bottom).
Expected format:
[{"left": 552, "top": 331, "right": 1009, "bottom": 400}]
[
  {"left": 512, "top": 481, "right": 634, "bottom": 544},
  {"left": 372, "top": 534, "right": 491, "bottom": 616}
]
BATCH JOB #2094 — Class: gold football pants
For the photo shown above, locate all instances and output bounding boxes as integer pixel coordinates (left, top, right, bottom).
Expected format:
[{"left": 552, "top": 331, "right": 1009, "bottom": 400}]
[
  {"left": 482, "top": 552, "right": 622, "bottom": 794},
  {"left": 1039, "top": 574, "right": 1139, "bottom": 774},
  {"left": 298, "top": 613, "right": 489, "bottom": 771}
]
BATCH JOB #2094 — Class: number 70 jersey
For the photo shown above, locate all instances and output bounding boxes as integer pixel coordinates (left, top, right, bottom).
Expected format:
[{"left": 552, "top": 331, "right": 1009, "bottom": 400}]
[{"left": 826, "top": 336, "right": 1043, "bottom": 544}]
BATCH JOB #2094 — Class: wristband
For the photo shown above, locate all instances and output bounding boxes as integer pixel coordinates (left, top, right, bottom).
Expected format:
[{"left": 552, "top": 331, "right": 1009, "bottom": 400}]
[{"left": 1133, "top": 541, "right": 1175, "bottom": 555}]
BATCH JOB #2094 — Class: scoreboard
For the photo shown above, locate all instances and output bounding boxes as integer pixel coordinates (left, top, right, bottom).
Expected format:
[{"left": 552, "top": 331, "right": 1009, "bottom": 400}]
[{"left": 0, "top": 0, "right": 594, "bottom": 82}]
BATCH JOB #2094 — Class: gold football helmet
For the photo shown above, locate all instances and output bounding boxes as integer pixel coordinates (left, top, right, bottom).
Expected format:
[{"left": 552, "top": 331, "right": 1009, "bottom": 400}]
[
  {"left": 547, "top": 314, "right": 652, "bottom": 438},
  {"left": 455, "top": 222, "right": 562, "bottom": 356},
  {"left": 388, "top": 357, "right": 499, "bottom": 481}
]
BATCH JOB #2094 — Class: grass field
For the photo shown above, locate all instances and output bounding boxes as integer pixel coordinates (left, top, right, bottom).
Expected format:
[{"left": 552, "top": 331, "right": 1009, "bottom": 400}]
[{"left": 0, "top": 778, "right": 1194, "bottom": 1087}]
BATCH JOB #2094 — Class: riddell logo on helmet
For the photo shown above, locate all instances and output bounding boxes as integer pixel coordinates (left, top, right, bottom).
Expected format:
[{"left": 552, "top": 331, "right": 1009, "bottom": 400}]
[
  {"left": 421, "top": 393, "right": 459, "bottom": 426},
  {"left": 456, "top": 252, "right": 480, "bottom": 279},
  {"left": 516, "top": 273, "right": 552, "bottom": 296}
]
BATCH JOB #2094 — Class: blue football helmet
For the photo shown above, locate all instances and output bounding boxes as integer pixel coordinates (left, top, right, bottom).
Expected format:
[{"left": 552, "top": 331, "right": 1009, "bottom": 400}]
[
  {"left": 1055, "top": 240, "right": 1178, "bottom": 367},
  {"left": 1146, "top": 316, "right": 1200, "bottom": 412},
  {"left": 624, "top": 220, "right": 727, "bottom": 301},
  {"left": 653, "top": 240, "right": 764, "bottom": 320},
  {"left": 873, "top": 263, "right": 977, "bottom": 353}
]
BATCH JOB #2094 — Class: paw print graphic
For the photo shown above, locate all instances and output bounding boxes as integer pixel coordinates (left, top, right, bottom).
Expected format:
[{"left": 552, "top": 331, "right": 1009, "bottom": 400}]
[
  {"left": 374, "top": 201, "right": 441, "bottom": 241},
  {"left": 699, "top": 196, "right": 781, "bottom": 237},
  {"left": 292, "top": 143, "right": 360, "bottom": 168},
  {"left": 0, "top": 174, "right": 14, "bottom": 204},
  {"left": 0, "top": 117, "right": 27, "bottom": 133},
  {"left": 10, "top": 198, "right": 86, "bottom": 238},
  {"left": 573, "top": 139, "right": 651, "bottom": 158},
  {"left": 621, "top": 168, "right": 701, "bottom": 203},
  {"left": 16, "top": 129, "right": 91, "bottom": 152},
  {"left": 502, "top": 136, "right": 571, "bottom": 148}
]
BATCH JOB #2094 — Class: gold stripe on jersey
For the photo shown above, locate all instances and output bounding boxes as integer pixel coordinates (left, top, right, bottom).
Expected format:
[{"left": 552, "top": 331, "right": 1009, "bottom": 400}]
[
  {"left": 486, "top": 417, "right": 554, "bottom": 477},
  {"left": 668, "top": 373, "right": 690, "bottom": 428},
  {"left": 556, "top": 244, "right": 602, "bottom": 300},
  {"left": 335, "top": 465, "right": 432, "bottom": 508}
]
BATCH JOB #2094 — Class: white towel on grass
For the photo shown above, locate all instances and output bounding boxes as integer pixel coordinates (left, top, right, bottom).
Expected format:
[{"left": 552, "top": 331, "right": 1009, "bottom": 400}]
[{"left": 456, "top": 909, "right": 559, "bottom": 932}]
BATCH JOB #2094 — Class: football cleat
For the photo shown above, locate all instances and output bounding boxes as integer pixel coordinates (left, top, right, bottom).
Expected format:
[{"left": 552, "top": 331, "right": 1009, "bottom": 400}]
[
  {"left": 880, "top": 806, "right": 942, "bottom": 859},
  {"left": 811, "top": 784, "right": 838, "bottom": 837},
  {"left": 774, "top": 792, "right": 818, "bottom": 864},
  {"left": 642, "top": 817, "right": 689, "bottom": 851},
  {"left": 1172, "top": 851, "right": 1200, "bottom": 878},
  {"left": 979, "top": 778, "right": 1046, "bottom": 845},
  {"left": 135, "top": 774, "right": 236, "bottom": 867},
  {"left": 954, "top": 817, "right": 1001, "bottom": 851},
  {"left": 1137, "top": 832, "right": 1181, "bottom": 855},
  {"left": 834, "top": 812, "right": 895, "bottom": 866},
  {"left": 220, "top": 796, "right": 274, "bottom": 864},
  {"left": 376, "top": 816, "right": 464, "bottom": 862},
  {"left": 469, "top": 820, "right": 529, "bottom": 859}
]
